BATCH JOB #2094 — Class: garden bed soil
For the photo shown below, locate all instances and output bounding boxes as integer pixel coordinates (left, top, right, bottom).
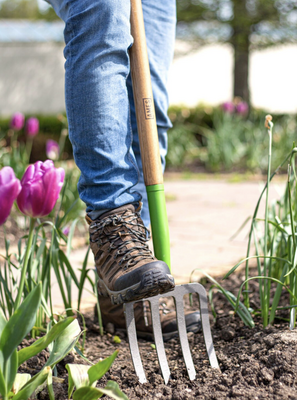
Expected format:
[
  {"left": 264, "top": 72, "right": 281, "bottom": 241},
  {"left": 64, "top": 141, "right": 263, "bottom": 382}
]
[{"left": 20, "top": 270, "right": 297, "bottom": 400}]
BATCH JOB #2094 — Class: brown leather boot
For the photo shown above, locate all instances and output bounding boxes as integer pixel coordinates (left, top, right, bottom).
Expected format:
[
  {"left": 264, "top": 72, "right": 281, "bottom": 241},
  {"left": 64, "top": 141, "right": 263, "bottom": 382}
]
[
  {"left": 95, "top": 294, "right": 201, "bottom": 342},
  {"left": 86, "top": 204, "right": 175, "bottom": 305}
]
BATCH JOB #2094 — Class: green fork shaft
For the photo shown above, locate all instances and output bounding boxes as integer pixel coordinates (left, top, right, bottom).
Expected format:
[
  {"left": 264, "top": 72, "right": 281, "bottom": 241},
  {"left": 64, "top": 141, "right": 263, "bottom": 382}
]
[{"left": 147, "top": 184, "right": 171, "bottom": 270}]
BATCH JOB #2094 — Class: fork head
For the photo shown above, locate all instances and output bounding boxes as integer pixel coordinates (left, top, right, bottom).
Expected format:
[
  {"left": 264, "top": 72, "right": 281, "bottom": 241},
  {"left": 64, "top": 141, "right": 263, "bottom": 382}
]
[{"left": 124, "top": 282, "right": 220, "bottom": 384}]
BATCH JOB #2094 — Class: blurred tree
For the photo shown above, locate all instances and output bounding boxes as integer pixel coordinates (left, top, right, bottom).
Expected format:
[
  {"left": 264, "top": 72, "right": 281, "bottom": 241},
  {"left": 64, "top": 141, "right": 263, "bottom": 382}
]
[
  {"left": 177, "top": 0, "right": 297, "bottom": 104},
  {"left": 0, "top": 0, "right": 59, "bottom": 20}
]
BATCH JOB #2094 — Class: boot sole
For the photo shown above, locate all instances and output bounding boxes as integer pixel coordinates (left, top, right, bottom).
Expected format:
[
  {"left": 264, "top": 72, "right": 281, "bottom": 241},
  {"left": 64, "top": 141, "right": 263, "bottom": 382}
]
[{"left": 97, "top": 269, "right": 175, "bottom": 305}]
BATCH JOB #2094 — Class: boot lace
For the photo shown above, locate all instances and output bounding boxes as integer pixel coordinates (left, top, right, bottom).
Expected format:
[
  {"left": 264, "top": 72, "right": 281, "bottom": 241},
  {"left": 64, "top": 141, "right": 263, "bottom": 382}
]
[{"left": 90, "top": 209, "right": 154, "bottom": 270}]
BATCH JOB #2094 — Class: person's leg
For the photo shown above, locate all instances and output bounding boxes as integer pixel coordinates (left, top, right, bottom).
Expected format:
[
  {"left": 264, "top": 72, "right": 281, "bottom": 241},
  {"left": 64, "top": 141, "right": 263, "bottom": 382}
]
[
  {"left": 127, "top": 0, "right": 176, "bottom": 227},
  {"left": 50, "top": 0, "right": 140, "bottom": 214},
  {"left": 47, "top": 0, "right": 175, "bottom": 304}
]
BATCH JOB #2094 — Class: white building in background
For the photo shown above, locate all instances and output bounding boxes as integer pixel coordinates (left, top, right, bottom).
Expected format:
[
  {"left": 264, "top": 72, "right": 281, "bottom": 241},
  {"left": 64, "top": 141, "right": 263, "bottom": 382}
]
[
  {"left": 170, "top": 42, "right": 297, "bottom": 114},
  {"left": 0, "top": 20, "right": 297, "bottom": 116},
  {"left": 0, "top": 20, "right": 65, "bottom": 116}
]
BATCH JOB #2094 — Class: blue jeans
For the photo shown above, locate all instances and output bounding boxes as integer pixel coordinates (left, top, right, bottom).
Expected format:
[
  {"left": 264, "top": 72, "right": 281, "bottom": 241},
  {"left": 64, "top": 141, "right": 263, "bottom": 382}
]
[{"left": 46, "top": 0, "right": 176, "bottom": 227}]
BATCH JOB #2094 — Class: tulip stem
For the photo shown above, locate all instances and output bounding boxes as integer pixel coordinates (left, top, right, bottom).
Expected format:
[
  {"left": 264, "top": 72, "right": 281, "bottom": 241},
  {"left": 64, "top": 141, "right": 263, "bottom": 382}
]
[
  {"left": 14, "top": 217, "right": 36, "bottom": 311},
  {"left": 25, "top": 138, "right": 33, "bottom": 164}
]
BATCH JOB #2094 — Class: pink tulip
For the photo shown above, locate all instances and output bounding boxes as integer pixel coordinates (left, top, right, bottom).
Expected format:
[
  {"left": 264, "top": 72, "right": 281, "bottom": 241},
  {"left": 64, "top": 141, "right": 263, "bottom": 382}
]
[
  {"left": 10, "top": 112, "right": 25, "bottom": 131},
  {"left": 17, "top": 160, "right": 65, "bottom": 218},
  {"left": 46, "top": 140, "right": 60, "bottom": 160},
  {"left": 236, "top": 101, "right": 249, "bottom": 115},
  {"left": 25, "top": 117, "right": 39, "bottom": 137},
  {"left": 0, "top": 167, "right": 22, "bottom": 225},
  {"left": 62, "top": 226, "right": 70, "bottom": 236},
  {"left": 221, "top": 101, "right": 235, "bottom": 114}
]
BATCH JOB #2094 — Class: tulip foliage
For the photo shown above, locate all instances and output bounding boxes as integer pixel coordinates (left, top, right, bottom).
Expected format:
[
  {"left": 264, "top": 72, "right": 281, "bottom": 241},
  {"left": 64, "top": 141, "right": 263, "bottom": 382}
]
[
  {"left": 0, "top": 113, "right": 40, "bottom": 180},
  {"left": 0, "top": 282, "right": 124, "bottom": 400},
  {"left": 0, "top": 283, "right": 81, "bottom": 400},
  {"left": 0, "top": 159, "right": 91, "bottom": 328},
  {"left": 0, "top": 117, "right": 128, "bottom": 399}
]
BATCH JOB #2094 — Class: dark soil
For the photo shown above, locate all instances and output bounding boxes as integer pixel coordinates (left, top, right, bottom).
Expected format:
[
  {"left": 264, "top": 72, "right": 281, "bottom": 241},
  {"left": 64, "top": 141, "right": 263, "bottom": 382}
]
[{"left": 19, "top": 270, "right": 297, "bottom": 400}]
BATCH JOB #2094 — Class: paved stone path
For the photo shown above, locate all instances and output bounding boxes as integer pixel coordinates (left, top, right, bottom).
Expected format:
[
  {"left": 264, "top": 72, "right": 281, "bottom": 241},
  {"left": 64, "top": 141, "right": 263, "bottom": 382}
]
[{"left": 52, "top": 177, "right": 286, "bottom": 311}]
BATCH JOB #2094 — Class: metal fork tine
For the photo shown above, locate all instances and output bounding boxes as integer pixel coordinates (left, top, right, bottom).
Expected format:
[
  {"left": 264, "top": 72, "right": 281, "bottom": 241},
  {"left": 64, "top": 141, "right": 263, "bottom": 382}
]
[
  {"left": 150, "top": 297, "right": 171, "bottom": 384},
  {"left": 174, "top": 292, "right": 196, "bottom": 380},
  {"left": 195, "top": 284, "right": 220, "bottom": 369},
  {"left": 124, "top": 302, "right": 147, "bottom": 384},
  {"left": 124, "top": 283, "right": 219, "bottom": 384}
]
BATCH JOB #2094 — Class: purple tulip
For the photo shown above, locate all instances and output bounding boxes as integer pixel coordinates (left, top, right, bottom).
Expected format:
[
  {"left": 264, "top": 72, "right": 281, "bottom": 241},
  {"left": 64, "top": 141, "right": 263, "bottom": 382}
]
[
  {"left": 46, "top": 140, "right": 60, "bottom": 160},
  {"left": 221, "top": 101, "right": 235, "bottom": 114},
  {"left": 10, "top": 112, "right": 25, "bottom": 131},
  {"left": 236, "top": 101, "right": 249, "bottom": 115},
  {"left": 25, "top": 117, "right": 39, "bottom": 137},
  {"left": 17, "top": 160, "right": 65, "bottom": 218},
  {"left": 0, "top": 167, "right": 22, "bottom": 225},
  {"left": 62, "top": 226, "right": 70, "bottom": 236}
]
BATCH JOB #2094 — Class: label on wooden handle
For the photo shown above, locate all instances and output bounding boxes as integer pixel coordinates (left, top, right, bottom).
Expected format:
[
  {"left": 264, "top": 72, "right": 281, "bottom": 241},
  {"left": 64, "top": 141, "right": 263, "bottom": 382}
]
[{"left": 142, "top": 98, "right": 154, "bottom": 120}]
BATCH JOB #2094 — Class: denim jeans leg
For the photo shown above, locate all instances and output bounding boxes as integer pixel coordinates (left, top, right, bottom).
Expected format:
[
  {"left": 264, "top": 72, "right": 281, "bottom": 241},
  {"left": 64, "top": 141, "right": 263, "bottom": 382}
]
[
  {"left": 46, "top": 0, "right": 176, "bottom": 224},
  {"left": 48, "top": 0, "right": 141, "bottom": 213},
  {"left": 127, "top": 0, "right": 176, "bottom": 227}
]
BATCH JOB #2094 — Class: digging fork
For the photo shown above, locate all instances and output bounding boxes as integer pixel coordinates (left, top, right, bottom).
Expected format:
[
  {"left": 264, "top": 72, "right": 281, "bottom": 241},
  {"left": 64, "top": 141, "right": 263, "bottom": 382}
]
[{"left": 125, "top": 0, "right": 220, "bottom": 383}]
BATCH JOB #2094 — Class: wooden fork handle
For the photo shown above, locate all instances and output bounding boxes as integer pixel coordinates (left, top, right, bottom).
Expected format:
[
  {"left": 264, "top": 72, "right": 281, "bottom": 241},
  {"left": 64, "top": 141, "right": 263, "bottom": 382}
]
[{"left": 129, "top": 0, "right": 163, "bottom": 186}]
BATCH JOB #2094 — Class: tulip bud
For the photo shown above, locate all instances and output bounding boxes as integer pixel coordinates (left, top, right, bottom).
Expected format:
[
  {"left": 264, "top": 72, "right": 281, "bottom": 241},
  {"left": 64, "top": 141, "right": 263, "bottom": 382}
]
[
  {"left": 0, "top": 167, "right": 22, "bottom": 225},
  {"left": 17, "top": 160, "right": 65, "bottom": 218},
  {"left": 62, "top": 226, "right": 70, "bottom": 236},
  {"left": 25, "top": 117, "right": 39, "bottom": 137},
  {"left": 221, "top": 101, "right": 235, "bottom": 114},
  {"left": 46, "top": 140, "right": 60, "bottom": 160},
  {"left": 236, "top": 101, "right": 249, "bottom": 115},
  {"left": 10, "top": 112, "right": 25, "bottom": 131}
]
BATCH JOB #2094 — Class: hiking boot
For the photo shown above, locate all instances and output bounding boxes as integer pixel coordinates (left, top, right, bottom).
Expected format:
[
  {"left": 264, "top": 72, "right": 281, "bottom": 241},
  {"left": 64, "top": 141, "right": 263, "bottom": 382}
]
[
  {"left": 95, "top": 294, "right": 201, "bottom": 342},
  {"left": 86, "top": 204, "right": 175, "bottom": 305}
]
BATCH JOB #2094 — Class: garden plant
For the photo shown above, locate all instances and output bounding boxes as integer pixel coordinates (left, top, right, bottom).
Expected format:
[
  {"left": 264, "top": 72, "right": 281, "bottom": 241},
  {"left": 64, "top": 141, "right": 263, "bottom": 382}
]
[
  {"left": 191, "top": 114, "right": 297, "bottom": 333},
  {"left": 0, "top": 114, "right": 128, "bottom": 399},
  {"left": 1, "top": 109, "right": 297, "bottom": 399}
]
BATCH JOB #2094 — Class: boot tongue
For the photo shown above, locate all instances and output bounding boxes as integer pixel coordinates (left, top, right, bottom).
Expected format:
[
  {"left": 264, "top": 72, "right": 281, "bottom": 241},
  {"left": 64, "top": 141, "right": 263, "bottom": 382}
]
[
  {"left": 99, "top": 204, "right": 136, "bottom": 220},
  {"left": 100, "top": 204, "right": 146, "bottom": 238}
]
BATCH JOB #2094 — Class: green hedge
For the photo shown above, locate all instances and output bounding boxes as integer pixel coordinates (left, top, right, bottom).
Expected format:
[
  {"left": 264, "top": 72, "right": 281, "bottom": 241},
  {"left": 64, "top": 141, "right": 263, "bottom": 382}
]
[
  {"left": 1, "top": 107, "right": 296, "bottom": 172},
  {"left": 166, "top": 105, "right": 297, "bottom": 173},
  {"left": 0, "top": 114, "right": 73, "bottom": 162}
]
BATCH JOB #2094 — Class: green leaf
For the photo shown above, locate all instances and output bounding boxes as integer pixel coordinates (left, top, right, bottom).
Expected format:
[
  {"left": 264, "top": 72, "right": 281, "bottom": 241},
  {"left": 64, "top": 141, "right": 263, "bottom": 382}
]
[
  {"left": 73, "top": 386, "right": 103, "bottom": 400},
  {"left": 18, "top": 317, "right": 75, "bottom": 366},
  {"left": 66, "top": 364, "right": 93, "bottom": 399},
  {"left": 58, "top": 250, "right": 79, "bottom": 288},
  {"left": 199, "top": 270, "right": 255, "bottom": 328},
  {"left": 0, "top": 363, "right": 7, "bottom": 398},
  {"left": 12, "top": 373, "right": 31, "bottom": 395},
  {"left": 47, "top": 368, "right": 55, "bottom": 400},
  {"left": 0, "top": 283, "right": 42, "bottom": 361},
  {"left": 0, "top": 309, "right": 7, "bottom": 334},
  {"left": 67, "top": 218, "right": 79, "bottom": 258},
  {"left": 100, "top": 381, "right": 129, "bottom": 400},
  {"left": 13, "top": 366, "right": 51, "bottom": 400},
  {"left": 269, "top": 264, "right": 289, "bottom": 325},
  {"left": 77, "top": 247, "right": 91, "bottom": 312},
  {"left": 73, "top": 382, "right": 128, "bottom": 400},
  {"left": 88, "top": 350, "right": 118, "bottom": 385},
  {"left": 44, "top": 319, "right": 81, "bottom": 368},
  {"left": 30, "top": 237, "right": 47, "bottom": 278},
  {"left": 5, "top": 349, "right": 18, "bottom": 394}
]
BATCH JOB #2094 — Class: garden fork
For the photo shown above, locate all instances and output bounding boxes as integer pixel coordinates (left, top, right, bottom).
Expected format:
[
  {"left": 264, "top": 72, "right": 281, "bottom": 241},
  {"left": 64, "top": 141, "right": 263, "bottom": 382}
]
[{"left": 124, "top": 0, "right": 220, "bottom": 384}]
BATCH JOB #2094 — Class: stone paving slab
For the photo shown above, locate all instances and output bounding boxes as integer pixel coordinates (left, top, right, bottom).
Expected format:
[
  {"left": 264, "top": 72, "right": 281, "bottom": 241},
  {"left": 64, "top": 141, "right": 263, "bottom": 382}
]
[
  {"left": 51, "top": 177, "right": 286, "bottom": 311},
  {"left": 165, "top": 179, "right": 284, "bottom": 282}
]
